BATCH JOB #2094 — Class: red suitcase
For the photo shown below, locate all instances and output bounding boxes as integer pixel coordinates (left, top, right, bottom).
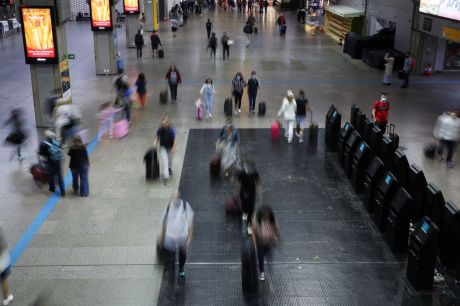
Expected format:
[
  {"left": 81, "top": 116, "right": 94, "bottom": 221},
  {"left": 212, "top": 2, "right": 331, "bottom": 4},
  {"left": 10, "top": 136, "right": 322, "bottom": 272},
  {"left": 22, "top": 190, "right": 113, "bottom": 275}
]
[
  {"left": 225, "top": 196, "right": 242, "bottom": 215},
  {"left": 271, "top": 121, "right": 280, "bottom": 141}
]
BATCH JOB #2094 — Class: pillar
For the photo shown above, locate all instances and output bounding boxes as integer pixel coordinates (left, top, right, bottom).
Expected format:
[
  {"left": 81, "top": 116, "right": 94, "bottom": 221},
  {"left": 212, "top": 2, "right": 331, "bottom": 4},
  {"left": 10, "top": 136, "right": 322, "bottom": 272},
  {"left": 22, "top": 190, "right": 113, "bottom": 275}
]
[
  {"left": 22, "top": 0, "right": 71, "bottom": 128},
  {"left": 93, "top": 6, "right": 118, "bottom": 75},
  {"left": 144, "top": 0, "right": 159, "bottom": 32},
  {"left": 125, "top": 14, "right": 139, "bottom": 48}
]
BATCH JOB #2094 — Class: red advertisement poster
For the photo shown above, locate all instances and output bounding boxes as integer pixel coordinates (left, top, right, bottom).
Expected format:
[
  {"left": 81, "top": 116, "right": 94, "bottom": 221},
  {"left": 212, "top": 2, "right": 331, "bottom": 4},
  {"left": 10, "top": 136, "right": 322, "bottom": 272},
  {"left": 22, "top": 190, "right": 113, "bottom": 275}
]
[
  {"left": 90, "top": 0, "right": 112, "bottom": 30},
  {"left": 124, "top": 0, "right": 140, "bottom": 14},
  {"left": 21, "top": 7, "right": 57, "bottom": 60}
]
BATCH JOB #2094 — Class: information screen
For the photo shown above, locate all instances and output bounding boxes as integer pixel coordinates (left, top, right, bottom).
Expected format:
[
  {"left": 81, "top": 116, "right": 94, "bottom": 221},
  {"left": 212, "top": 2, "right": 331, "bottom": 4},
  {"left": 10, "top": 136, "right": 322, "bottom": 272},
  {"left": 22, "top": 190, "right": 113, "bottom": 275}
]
[
  {"left": 420, "top": 0, "right": 460, "bottom": 22},
  {"left": 90, "top": 0, "right": 113, "bottom": 31},
  {"left": 123, "top": 0, "right": 140, "bottom": 14},
  {"left": 20, "top": 7, "right": 58, "bottom": 64},
  {"left": 421, "top": 222, "right": 430, "bottom": 234}
]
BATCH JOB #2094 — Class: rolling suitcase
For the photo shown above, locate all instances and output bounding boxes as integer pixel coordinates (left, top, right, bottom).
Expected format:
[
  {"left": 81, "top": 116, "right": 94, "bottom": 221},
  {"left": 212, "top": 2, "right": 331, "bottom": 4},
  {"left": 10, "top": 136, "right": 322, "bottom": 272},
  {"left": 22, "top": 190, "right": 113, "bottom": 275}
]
[
  {"left": 158, "top": 48, "right": 164, "bottom": 58},
  {"left": 160, "top": 90, "right": 168, "bottom": 104},
  {"left": 195, "top": 99, "right": 204, "bottom": 120},
  {"left": 387, "top": 124, "right": 399, "bottom": 149},
  {"left": 424, "top": 143, "right": 437, "bottom": 159},
  {"left": 210, "top": 154, "right": 221, "bottom": 177},
  {"left": 253, "top": 26, "right": 258, "bottom": 34},
  {"left": 114, "top": 119, "right": 129, "bottom": 138},
  {"left": 258, "top": 102, "right": 266, "bottom": 116},
  {"left": 271, "top": 121, "right": 280, "bottom": 141},
  {"left": 241, "top": 239, "right": 258, "bottom": 297},
  {"left": 30, "top": 162, "right": 49, "bottom": 187},
  {"left": 309, "top": 121, "right": 318, "bottom": 142},
  {"left": 144, "top": 148, "right": 159, "bottom": 180},
  {"left": 224, "top": 97, "right": 233, "bottom": 117}
]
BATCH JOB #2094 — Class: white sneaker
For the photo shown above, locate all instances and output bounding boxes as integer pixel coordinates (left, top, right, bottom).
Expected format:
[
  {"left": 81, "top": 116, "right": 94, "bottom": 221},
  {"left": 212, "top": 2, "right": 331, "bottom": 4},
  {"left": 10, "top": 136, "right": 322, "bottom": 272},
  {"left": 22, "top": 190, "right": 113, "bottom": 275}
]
[
  {"left": 238, "top": 109, "right": 241, "bottom": 113},
  {"left": 235, "top": 110, "right": 238, "bottom": 115},
  {"left": 242, "top": 213, "right": 247, "bottom": 221},
  {"left": 259, "top": 272, "right": 265, "bottom": 281},
  {"left": 3, "top": 294, "right": 13, "bottom": 306},
  {"left": 247, "top": 226, "right": 253, "bottom": 235}
]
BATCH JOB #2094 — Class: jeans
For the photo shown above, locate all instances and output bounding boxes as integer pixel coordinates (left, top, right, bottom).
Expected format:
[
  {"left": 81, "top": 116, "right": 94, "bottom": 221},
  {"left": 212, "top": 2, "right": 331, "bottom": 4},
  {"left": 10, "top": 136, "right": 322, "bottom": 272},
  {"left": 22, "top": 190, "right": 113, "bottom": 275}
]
[
  {"left": 256, "top": 243, "right": 271, "bottom": 273},
  {"left": 241, "top": 191, "right": 255, "bottom": 227},
  {"left": 402, "top": 71, "right": 409, "bottom": 88},
  {"left": 165, "top": 247, "right": 187, "bottom": 275},
  {"left": 124, "top": 101, "right": 131, "bottom": 122},
  {"left": 375, "top": 121, "right": 387, "bottom": 134},
  {"left": 169, "top": 83, "right": 178, "bottom": 100},
  {"left": 234, "top": 92, "right": 243, "bottom": 110},
  {"left": 204, "top": 94, "right": 213, "bottom": 114},
  {"left": 159, "top": 146, "right": 173, "bottom": 179},
  {"left": 285, "top": 119, "right": 295, "bottom": 142},
  {"left": 48, "top": 160, "right": 65, "bottom": 195},
  {"left": 248, "top": 94, "right": 257, "bottom": 112},
  {"left": 71, "top": 165, "right": 89, "bottom": 196},
  {"left": 438, "top": 140, "right": 456, "bottom": 163},
  {"left": 136, "top": 46, "right": 142, "bottom": 58},
  {"left": 223, "top": 46, "right": 229, "bottom": 59}
]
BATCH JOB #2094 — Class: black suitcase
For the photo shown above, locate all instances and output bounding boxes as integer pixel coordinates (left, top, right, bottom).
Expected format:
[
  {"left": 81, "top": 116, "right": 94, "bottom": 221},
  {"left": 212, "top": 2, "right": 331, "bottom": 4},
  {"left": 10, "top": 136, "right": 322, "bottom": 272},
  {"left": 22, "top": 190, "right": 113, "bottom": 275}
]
[
  {"left": 258, "top": 102, "right": 266, "bottom": 116},
  {"left": 210, "top": 154, "right": 221, "bottom": 177},
  {"left": 241, "top": 239, "right": 258, "bottom": 297},
  {"left": 160, "top": 90, "right": 168, "bottom": 104},
  {"left": 309, "top": 122, "right": 318, "bottom": 143},
  {"left": 144, "top": 148, "right": 159, "bottom": 180},
  {"left": 224, "top": 97, "right": 233, "bottom": 117},
  {"left": 158, "top": 49, "right": 164, "bottom": 58},
  {"left": 387, "top": 124, "right": 399, "bottom": 149},
  {"left": 424, "top": 143, "right": 437, "bottom": 159},
  {"left": 253, "top": 26, "right": 258, "bottom": 34}
]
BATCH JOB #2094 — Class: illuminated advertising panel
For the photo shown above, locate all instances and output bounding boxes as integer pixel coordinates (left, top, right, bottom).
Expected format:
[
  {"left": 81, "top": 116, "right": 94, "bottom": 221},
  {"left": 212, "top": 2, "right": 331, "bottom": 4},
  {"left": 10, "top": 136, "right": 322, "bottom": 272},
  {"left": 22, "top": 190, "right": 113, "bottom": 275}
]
[
  {"left": 20, "top": 6, "right": 58, "bottom": 64},
  {"left": 90, "top": 0, "right": 113, "bottom": 31},
  {"left": 124, "top": 0, "right": 140, "bottom": 14},
  {"left": 420, "top": 0, "right": 460, "bottom": 22}
]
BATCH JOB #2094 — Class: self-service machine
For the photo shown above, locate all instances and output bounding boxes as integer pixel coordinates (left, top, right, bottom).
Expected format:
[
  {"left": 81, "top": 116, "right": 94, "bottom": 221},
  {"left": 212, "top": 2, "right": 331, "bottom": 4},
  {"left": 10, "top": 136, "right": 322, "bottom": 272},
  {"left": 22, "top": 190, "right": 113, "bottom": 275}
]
[
  {"left": 350, "top": 141, "right": 373, "bottom": 193},
  {"left": 439, "top": 201, "right": 460, "bottom": 270},
  {"left": 343, "top": 130, "right": 362, "bottom": 177},
  {"left": 363, "top": 156, "right": 386, "bottom": 213},
  {"left": 373, "top": 172, "right": 399, "bottom": 232},
  {"left": 407, "top": 164, "right": 428, "bottom": 222},
  {"left": 325, "top": 109, "right": 341, "bottom": 151},
  {"left": 392, "top": 149, "right": 409, "bottom": 188},
  {"left": 385, "top": 187, "right": 413, "bottom": 252},
  {"left": 338, "top": 122, "right": 354, "bottom": 168},
  {"left": 424, "top": 183, "right": 446, "bottom": 232}
]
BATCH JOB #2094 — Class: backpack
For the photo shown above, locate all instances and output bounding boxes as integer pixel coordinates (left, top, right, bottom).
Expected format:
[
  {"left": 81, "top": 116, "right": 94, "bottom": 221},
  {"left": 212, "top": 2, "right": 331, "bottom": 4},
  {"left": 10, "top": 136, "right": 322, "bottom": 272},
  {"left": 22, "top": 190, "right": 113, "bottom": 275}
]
[
  {"left": 44, "top": 140, "right": 62, "bottom": 161},
  {"left": 243, "top": 25, "right": 252, "bottom": 34}
]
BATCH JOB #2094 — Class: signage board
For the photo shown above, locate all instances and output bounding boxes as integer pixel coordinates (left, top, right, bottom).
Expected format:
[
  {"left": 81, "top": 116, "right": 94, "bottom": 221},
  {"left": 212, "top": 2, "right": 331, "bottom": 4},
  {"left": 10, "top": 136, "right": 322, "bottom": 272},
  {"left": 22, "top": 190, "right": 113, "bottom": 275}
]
[
  {"left": 89, "top": 0, "right": 113, "bottom": 31},
  {"left": 123, "top": 0, "right": 140, "bottom": 14},
  {"left": 420, "top": 0, "right": 460, "bottom": 22}
]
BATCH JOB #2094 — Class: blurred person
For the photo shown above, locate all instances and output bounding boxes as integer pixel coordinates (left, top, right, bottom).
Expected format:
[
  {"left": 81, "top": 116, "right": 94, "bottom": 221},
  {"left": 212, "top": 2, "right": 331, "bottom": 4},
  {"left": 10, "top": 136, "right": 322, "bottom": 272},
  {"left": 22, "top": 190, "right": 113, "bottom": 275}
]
[
  {"left": 170, "top": 18, "right": 179, "bottom": 38},
  {"left": 161, "top": 191, "right": 194, "bottom": 278},
  {"left": 232, "top": 72, "right": 246, "bottom": 114},
  {"left": 295, "top": 90, "right": 312, "bottom": 143},
  {"left": 247, "top": 13, "right": 256, "bottom": 28},
  {"left": 276, "top": 12, "right": 286, "bottom": 32},
  {"left": 68, "top": 136, "right": 89, "bottom": 197},
  {"left": 401, "top": 51, "right": 412, "bottom": 88},
  {"left": 113, "top": 71, "right": 132, "bottom": 122},
  {"left": 277, "top": 90, "right": 297, "bottom": 143},
  {"left": 200, "top": 78, "right": 215, "bottom": 119},
  {"left": 372, "top": 93, "right": 390, "bottom": 133},
  {"left": 243, "top": 22, "right": 253, "bottom": 47},
  {"left": 54, "top": 99, "right": 81, "bottom": 146},
  {"left": 134, "top": 29, "right": 144, "bottom": 59},
  {"left": 97, "top": 102, "right": 117, "bottom": 140},
  {"left": 217, "top": 119, "right": 240, "bottom": 177},
  {"left": 39, "top": 130, "right": 65, "bottom": 196},
  {"left": 165, "top": 64, "right": 182, "bottom": 102},
  {"left": 135, "top": 73, "right": 148, "bottom": 110},
  {"left": 156, "top": 116, "right": 176, "bottom": 185},
  {"left": 150, "top": 30, "right": 162, "bottom": 58},
  {"left": 3, "top": 109, "right": 27, "bottom": 162},
  {"left": 242, "top": 0, "right": 247, "bottom": 12},
  {"left": 221, "top": 32, "right": 231, "bottom": 60},
  {"left": 247, "top": 71, "right": 260, "bottom": 114},
  {"left": 0, "top": 227, "right": 13, "bottom": 305},
  {"left": 206, "top": 18, "right": 213, "bottom": 39},
  {"left": 238, "top": 161, "right": 260, "bottom": 235},
  {"left": 207, "top": 32, "right": 218, "bottom": 60},
  {"left": 252, "top": 205, "right": 280, "bottom": 281},
  {"left": 264, "top": 0, "right": 268, "bottom": 13},
  {"left": 383, "top": 51, "right": 395, "bottom": 85},
  {"left": 433, "top": 110, "right": 460, "bottom": 168}
]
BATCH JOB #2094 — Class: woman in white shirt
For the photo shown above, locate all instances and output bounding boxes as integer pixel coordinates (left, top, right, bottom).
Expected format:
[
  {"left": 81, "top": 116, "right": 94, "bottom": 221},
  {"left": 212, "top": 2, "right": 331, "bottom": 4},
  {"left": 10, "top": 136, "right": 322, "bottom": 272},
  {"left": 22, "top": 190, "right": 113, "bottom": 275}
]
[
  {"left": 200, "top": 78, "right": 215, "bottom": 119},
  {"left": 277, "top": 90, "right": 297, "bottom": 143}
]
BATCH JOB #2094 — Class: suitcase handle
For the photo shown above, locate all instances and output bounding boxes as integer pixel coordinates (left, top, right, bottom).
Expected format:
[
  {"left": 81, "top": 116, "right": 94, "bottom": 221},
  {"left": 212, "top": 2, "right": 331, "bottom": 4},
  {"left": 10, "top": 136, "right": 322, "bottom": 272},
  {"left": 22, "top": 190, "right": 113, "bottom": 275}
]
[{"left": 387, "top": 123, "right": 395, "bottom": 136}]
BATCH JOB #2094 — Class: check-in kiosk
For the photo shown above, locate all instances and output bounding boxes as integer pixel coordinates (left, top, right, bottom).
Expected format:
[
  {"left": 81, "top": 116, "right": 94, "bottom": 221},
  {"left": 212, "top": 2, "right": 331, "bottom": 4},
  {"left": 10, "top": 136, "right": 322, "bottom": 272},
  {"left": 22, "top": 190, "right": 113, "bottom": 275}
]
[
  {"left": 407, "top": 164, "right": 428, "bottom": 222},
  {"left": 439, "top": 201, "right": 460, "bottom": 269},
  {"left": 369, "top": 125, "right": 383, "bottom": 154},
  {"left": 325, "top": 109, "right": 341, "bottom": 151},
  {"left": 424, "top": 183, "right": 446, "bottom": 232},
  {"left": 407, "top": 216, "right": 439, "bottom": 291},
  {"left": 356, "top": 111, "right": 367, "bottom": 137},
  {"left": 350, "top": 104, "right": 359, "bottom": 128},
  {"left": 343, "top": 130, "right": 362, "bottom": 177},
  {"left": 362, "top": 117, "right": 374, "bottom": 143},
  {"left": 351, "top": 141, "right": 373, "bottom": 193},
  {"left": 385, "top": 187, "right": 413, "bottom": 252},
  {"left": 363, "top": 156, "right": 386, "bottom": 213},
  {"left": 392, "top": 149, "right": 409, "bottom": 188},
  {"left": 338, "top": 122, "right": 354, "bottom": 167},
  {"left": 380, "top": 135, "right": 397, "bottom": 168},
  {"left": 373, "top": 172, "right": 399, "bottom": 232},
  {"left": 326, "top": 104, "right": 336, "bottom": 121}
]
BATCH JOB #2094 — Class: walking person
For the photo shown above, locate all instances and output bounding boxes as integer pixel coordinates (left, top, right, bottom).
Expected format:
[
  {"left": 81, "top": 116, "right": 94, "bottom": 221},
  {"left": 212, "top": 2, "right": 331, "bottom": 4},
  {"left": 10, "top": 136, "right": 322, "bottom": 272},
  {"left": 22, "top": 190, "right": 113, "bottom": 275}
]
[
  {"left": 433, "top": 110, "right": 460, "bottom": 168},
  {"left": 247, "top": 13, "right": 256, "bottom": 28},
  {"left": 238, "top": 161, "right": 260, "bottom": 235},
  {"left": 277, "top": 12, "right": 286, "bottom": 35},
  {"left": 217, "top": 119, "right": 240, "bottom": 177},
  {"left": 264, "top": 0, "right": 268, "bottom": 13},
  {"left": 134, "top": 30, "right": 144, "bottom": 59},
  {"left": 401, "top": 52, "right": 413, "bottom": 88},
  {"left": 39, "top": 130, "right": 65, "bottom": 196},
  {"left": 68, "top": 135, "right": 89, "bottom": 197},
  {"left": 96, "top": 102, "right": 116, "bottom": 140},
  {"left": 150, "top": 30, "right": 162, "bottom": 58},
  {"left": 135, "top": 73, "right": 148, "bottom": 110},
  {"left": 242, "top": 0, "right": 247, "bottom": 12},
  {"left": 372, "top": 93, "right": 390, "bottom": 133},
  {"left": 243, "top": 22, "right": 253, "bottom": 47},
  {"left": 3, "top": 109, "right": 27, "bottom": 162},
  {"left": 252, "top": 205, "right": 280, "bottom": 281},
  {"left": 295, "top": 89, "right": 311, "bottom": 143},
  {"left": 170, "top": 18, "right": 179, "bottom": 38},
  {"left": 383, "top": 51, "right": 395, "bottom": 85},
  {"left": 248, "top": 0, "right": 253, "bottom": 13},
  {"left": 221, "top": 32, "right": 231, "bottom": 60},
  {"left": 165, "top": 64, "right": 182, "bottom": 102},
  {"left": 207, "top": 32, "right": 218, "bottom": 59},
  {"left": 237, "top": 0, "right": 242, "bottom": 12},
  {"left": 277, "top": 90, "right": 297, "bottom": 144},
  {"left": 232, "top": 72, "right": 246, "bottom": 114},
  {"left": 54, "top": 99, "right": 81, "bottom": 146},
  {"left": 247, "top": 71, "right": 260, "bottom": 114},
  {"left": 0, "top": 228, "right": 13, "bottom": 305},
  {"left": 161, "top": 191, "right": 194, "bottom": 279},
  {"left": 156, "top": 116, "right": 176, "bottom": 185},
  {"left": 206, "top": 19, "right": 213, "bottom": 39},
  {"left": 200, "top": 78, "right": 215, "bottom": 119}
]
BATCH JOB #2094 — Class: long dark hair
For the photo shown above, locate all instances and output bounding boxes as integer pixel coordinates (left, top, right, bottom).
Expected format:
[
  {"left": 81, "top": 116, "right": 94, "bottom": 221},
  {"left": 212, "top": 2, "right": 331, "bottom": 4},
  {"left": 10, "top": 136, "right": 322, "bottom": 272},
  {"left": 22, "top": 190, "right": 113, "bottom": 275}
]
[
  {"left": 256, "top": 205, "right": 276, "bottom": 224},
  {"left": 137, "top": 73, "right": 145, "bottom": 82}
]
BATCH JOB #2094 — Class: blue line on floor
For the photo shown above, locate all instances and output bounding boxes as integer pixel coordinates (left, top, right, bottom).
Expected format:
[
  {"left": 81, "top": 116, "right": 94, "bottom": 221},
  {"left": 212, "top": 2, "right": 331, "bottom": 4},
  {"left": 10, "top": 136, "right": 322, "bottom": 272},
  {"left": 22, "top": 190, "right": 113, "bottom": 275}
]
[{"left": 9, "top": 136, "right": 99, "bottom": 266}]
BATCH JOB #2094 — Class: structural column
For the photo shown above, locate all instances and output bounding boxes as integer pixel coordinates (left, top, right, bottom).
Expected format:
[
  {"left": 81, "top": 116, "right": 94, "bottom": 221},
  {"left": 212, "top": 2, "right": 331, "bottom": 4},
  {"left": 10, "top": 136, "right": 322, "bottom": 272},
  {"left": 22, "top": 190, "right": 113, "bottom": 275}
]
[
  {"left": 144, "top": 0, "right": 159, "bottom": 32},
  {"left": 93, "top": 5, "right": 118, "bottom": 75},
  {"left": 125, "top": 14, "right": 139, "bottom": 48}
]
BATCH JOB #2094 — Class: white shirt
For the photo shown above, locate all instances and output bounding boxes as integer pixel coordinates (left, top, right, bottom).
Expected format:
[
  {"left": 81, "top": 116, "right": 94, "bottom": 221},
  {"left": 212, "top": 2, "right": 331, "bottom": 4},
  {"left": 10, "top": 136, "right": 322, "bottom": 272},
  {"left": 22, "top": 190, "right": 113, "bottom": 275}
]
[
  {"left": 433, "top": 113, "right": 460, "bottom": 141},
  {"left": 278, "top": 98, "right": 297, "bottom": 121}
]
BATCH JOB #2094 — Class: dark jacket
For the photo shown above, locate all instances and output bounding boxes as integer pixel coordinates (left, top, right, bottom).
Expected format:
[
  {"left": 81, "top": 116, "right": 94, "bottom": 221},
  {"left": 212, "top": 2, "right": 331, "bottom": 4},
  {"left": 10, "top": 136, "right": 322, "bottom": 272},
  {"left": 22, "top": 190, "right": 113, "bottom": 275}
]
[
  {"left": 247, "top": 78, "right": 260, "bottom": 96},
  {"left": 68, "top": 147, "right": 89, "bottom": 169},
  {"left": 150, "top": 34, "right": 162, "bottom": 49},
  {"left": 135, "top": 33, "right": 144, "bottom": 47}
]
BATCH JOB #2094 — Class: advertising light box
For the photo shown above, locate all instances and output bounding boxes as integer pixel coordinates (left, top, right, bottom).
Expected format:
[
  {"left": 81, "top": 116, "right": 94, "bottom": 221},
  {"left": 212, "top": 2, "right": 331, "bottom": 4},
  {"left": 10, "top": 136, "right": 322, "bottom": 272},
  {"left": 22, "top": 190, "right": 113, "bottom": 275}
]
[
  {"left": 124, "top": 0, "right": 140, "bottom": 14},
  {"left": 420, "top": 0, "right": 460, "bottom": 22},
  {"left": 90, "top": 0, "right": 113, "bottom": 31},
  {"left": 20, "top": 6, "right": 58, "bottom": 64}
]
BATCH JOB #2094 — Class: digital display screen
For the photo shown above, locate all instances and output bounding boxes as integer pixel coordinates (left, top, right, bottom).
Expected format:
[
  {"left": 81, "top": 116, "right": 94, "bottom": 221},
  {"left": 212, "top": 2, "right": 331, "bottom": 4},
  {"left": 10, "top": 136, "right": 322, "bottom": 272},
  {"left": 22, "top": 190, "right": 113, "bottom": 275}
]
[
  {"left": 385, "top": 175, "right": 391, "bottom": 184},
  {"left": 420, "top": 0, "right": 460, "bottom": 22},
  {"left": 421, "top": 222, "right": 430, "bottom": 234},
  {"left": 123, "top": 0, "right": 140, "bottom": 14},
  {"left": 359, "top": 143, "right": 365, "bottom": 152},
  {"left": 20, "top": 7, "right": 58, "bottom": 64},
  {"left": 90, "top": 0, "right": 113, "bottom": 31}
]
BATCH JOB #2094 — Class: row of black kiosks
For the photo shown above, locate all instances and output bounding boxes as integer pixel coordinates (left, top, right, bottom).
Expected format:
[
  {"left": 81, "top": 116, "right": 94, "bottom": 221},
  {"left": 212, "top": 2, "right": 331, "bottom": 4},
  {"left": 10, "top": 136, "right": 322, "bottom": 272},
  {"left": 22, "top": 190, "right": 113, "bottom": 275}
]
[{"left": 325, "top": 104, "right": 341, "bottom": 151}]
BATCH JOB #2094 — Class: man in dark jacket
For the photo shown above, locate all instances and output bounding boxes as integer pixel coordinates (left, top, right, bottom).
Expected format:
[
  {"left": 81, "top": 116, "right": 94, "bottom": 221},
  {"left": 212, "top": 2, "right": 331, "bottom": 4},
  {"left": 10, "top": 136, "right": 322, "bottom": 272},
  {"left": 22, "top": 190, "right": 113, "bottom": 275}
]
[
  {"left": 247, "top": 71, "right": 260, "bottom": 114},
  {"left": 150, "top": 30, "right": 162, "bottom": 58},
  {"left": 135, "top": 30, "right": 144, "bottom": 59},
  {"left": 206, "top": 19, "right": 213, "bottom": 39},
  {"left": 221, "top": 32, "right": 230, "bottom": 60},
  {"left": 156, "top": 116, "right": 176, "bottom": 185}
]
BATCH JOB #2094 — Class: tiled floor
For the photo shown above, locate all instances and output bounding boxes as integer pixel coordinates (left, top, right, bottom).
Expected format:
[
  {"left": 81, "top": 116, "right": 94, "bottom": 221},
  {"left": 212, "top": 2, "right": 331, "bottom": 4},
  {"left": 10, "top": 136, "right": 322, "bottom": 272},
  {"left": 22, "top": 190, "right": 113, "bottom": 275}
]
[{"left": 0, "top": 6, "right": 459, "bottom": 305}]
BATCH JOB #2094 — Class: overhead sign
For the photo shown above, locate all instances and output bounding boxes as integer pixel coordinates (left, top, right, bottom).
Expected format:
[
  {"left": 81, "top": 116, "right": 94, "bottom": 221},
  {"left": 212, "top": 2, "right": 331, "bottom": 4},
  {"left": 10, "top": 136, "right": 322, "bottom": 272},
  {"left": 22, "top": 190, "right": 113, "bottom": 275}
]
[
  {"left": 420, "top": 0, "right": 460, "bottom": 22},
  {"left": 20, "top": 6, "right": 59, "bottom": 64},
  {"left": 89, "top": 0, "right": 113, "bottom": 31},
  {"left": 123, "top": 0, "right": 140, "bottom": 15}
]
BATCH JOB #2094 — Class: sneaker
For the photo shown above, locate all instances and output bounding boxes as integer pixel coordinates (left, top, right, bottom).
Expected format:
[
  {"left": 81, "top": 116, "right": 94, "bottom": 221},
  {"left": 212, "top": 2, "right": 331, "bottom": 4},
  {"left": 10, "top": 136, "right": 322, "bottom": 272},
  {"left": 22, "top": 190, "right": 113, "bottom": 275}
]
[
  {"left": 169, "top": 168, "right": 173, "bottom": 176},
  {"left": 259, "top": 272, "right": 265, "bottom": 281},
  {"left": 238, "top": 109, "right": 241, "bottom": 113},
  {"left": 209, "top": 113, "right": 212, "bottom": 118},
  {"left": 178, "top": 271, "right": 185, "bottom": 277},
  {"left": 247, "top": 226, "right": 253, "bottom": 235},
  {"left": 3, "top": 294, "right": 13, "bottom": 305},
  {"left": 288, "top": 140, "right": 292, "bottom": 144},
  {"left": 242, "top": 213, "right": 247, "bottom": 221}
]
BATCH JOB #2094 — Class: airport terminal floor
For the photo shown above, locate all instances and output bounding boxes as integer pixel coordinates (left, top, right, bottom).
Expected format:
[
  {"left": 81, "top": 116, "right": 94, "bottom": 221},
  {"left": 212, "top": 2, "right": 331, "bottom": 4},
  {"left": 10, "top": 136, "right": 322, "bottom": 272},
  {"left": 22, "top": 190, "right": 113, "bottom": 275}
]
[{"left": 1, "top": 6, "right": 460, "bottom": 306}]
